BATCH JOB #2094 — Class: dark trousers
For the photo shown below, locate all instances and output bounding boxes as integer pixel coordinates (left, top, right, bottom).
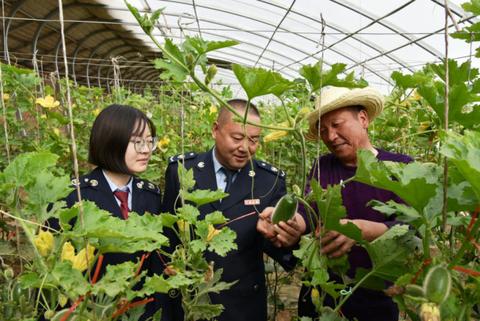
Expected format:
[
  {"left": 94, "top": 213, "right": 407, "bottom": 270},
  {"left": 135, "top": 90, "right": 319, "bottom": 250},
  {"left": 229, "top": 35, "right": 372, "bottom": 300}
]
[{"left": 298, "top": 285, "right": 399, "bottom": 321}]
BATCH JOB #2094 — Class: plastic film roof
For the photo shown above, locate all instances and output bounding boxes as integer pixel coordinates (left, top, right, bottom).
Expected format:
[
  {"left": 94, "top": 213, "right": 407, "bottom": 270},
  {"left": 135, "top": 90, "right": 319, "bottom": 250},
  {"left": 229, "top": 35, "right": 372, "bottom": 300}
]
[{"left": 2, "top": 0, "right": 478, "bottom": 94}]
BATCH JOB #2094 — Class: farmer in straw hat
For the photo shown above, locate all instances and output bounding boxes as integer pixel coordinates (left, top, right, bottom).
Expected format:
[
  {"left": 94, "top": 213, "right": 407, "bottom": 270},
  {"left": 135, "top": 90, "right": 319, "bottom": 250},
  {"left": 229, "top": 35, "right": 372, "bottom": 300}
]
[{"left": 258, "top": 86, "right": 412, "bottom": 321}]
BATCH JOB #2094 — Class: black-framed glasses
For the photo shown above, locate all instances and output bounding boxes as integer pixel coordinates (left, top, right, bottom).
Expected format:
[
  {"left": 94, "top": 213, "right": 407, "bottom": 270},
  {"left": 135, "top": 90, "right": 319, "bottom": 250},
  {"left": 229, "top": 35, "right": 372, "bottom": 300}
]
[{"left": 130, "top": 137, "right": 158, "bottom": 153}]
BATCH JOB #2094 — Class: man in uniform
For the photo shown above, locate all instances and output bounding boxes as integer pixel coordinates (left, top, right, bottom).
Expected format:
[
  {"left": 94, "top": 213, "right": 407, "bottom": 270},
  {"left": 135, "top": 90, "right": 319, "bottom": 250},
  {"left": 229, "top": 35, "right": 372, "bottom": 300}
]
[{"left": 162, "top": 99, "right": 301, "bottom": 321}]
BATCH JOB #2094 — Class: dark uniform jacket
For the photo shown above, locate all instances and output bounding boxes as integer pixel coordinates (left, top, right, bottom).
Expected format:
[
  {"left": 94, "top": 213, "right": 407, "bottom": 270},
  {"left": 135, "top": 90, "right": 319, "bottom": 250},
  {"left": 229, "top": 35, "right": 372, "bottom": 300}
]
[
  {"left": 162, "top": 150, "right": 296, "bottom": 321},
  {"left": 62, "top": 167, "right": 180, "bottom": 321}
]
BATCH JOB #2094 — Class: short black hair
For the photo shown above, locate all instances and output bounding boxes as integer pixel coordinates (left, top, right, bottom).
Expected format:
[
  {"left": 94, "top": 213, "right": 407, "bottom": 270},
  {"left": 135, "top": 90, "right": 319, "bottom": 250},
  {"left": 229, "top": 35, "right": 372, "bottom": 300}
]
[
  {"left": 217, "top": 99, "right": 260, "bottom": 124},
  {"left": 88, "top": 104, "right": 156, "bottom": 175}
]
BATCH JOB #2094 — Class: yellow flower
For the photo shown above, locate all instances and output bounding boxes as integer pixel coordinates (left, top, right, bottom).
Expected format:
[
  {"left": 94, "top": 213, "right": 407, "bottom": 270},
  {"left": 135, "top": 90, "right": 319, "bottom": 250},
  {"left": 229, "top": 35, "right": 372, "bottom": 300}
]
[
  {"left": 34, "top": 230, "right": 54, "bottom": 257},
  {"left": 263, "top": 130, "right": 288, "bottom": 143},
  {"left": 61, "top": 242, "right": 76, "bottom": 262},
  {"left": 297, "top": 107, "right": 310, "bottom": 118},
  {"left": 72, "top": 244, "right": 95, "bottom": 272},
  {"left": 93, "top": 108, "right": 101, "bottom": 116},
  {"left": 36, "top": 95, "right": 60, "bottom": 109},
  {"left": 53, "top": 128, "right": 60, "bottom": 136},
  {"left": 411, "top": 90, "right": 422, "bottom": 101},
  {"left": 206, "top": 224, "right": 220, "bottom": 242},
  {"left": 61, "top": 242, "right": 96, "bottom": 272},
  {"left": 177, "top": 219, "right": 189, "bottom": 233},
  {"left": 209, "top": 104, "right": 218, "bottom": 115},
  {"left": 311, "top": 288, "right": 320, "bottom": 300},
  {"left": 2, "top": 93, "right": 9, "bottom": 101},
  {"left": 157, "top": 136, "right": 170, "bottom": 149}
]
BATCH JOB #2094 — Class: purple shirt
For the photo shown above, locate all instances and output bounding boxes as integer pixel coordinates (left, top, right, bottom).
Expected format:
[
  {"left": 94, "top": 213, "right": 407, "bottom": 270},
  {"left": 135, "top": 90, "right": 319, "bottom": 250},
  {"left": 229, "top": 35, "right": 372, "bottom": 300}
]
[{"left": 303, "top": 149, "right": 412, "bottom": 275}]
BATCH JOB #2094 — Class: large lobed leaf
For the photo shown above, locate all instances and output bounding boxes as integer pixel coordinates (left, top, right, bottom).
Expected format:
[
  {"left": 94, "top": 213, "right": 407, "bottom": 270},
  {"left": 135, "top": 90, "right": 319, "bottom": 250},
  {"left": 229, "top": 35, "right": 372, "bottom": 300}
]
[
  {"left": 70, "top": 201, "right": 169, "bottom": 253},
  {"left": 310, "top": 180, "right": 362, "bottom": 242},
  {"left": 391, "top": 60, "right": 480, "bottom": 129},
  {"left": 361, "top": 225, "right": 420, "bottom": 283},
  {"left": 354, "top": 150, "right": 443, "bottom": 219},
  {"left": 232, "top": 64, "right": 295, "bottom": 99},
  {"left": 300, "top": 61, "right": 367, "bottom": 92}
]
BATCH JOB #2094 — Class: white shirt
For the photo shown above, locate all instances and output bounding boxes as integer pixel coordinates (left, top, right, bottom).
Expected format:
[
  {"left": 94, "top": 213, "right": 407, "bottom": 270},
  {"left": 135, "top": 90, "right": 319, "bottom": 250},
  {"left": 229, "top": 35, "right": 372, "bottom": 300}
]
[
  {"left": 102, "top": 170, "right": 133, "bottom": 210},
  {"left": 212, "top": 148, "right": 238, "bottom": 191}
]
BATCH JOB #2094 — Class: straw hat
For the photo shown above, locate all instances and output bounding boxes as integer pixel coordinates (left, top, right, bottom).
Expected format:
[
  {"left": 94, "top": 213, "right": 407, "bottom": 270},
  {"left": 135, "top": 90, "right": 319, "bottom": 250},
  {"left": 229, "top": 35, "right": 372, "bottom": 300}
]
[{"left": 306, "top": 86, "right": 384, "bottom": 140}]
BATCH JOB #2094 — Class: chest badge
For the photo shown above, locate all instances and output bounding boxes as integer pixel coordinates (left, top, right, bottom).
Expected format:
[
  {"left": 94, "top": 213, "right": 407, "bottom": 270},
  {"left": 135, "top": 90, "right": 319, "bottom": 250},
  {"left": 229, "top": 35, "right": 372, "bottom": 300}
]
[{"left": 244, "top": 198, "right": 260, "bottom": 206}]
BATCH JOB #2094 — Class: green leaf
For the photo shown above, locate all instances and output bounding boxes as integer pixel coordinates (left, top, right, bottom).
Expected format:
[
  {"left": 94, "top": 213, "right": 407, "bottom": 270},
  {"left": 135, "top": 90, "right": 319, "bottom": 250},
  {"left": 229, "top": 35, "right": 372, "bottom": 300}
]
[
  {"left": 310, "top": 181, "right": 362, "bottom": 242},
  {"left": 140, "top": 274, "right": 172, "bottom": 296},
  {"left": 205, "top": 211, "right": 228, "bottom": 225},
  {"left": 160, "top": 213, "right": 178, "bottom": 228},
  {"left": 177, "top": 164, "right": 195, "bottom": 191},
  {"left": 153, "top": 39, "right": 189, "bottom": 81},
  {"left": 300, "top": 62, "right": 368, "bottom": 92},
  {"left": 208, "top": 228, "right": 237, "bottom": 257},
  {"left": 92, "top": 261, "right": 137, "bottom": 297},
  {"left": 26, "top": 171, "right": 72, "bottom": 221},
  {"left": 182, "top": 189, "right": 227, "bottom": 206},
  {"left": 2, "top": 151, "right": 58, "bottom": 187},
  {"left": 125, "top": 2, "right": 163, "bottom": 35},
  {"left": 391, "top": 60, "right": 480, "bottom": 129},
  {"left": 370, "top": 200, "right": 422, "bottom": 227},
  {"left": 176, "top": 204, "right": 200, "bottom": 224},
  {"left": 184, "top": 36, "right": 238, "bottom": 55},
  {"left": 71, "top": 201, "right": 169, "bottom": 253},
  {"left": 188, "top": 304, "right": 224, "bottom": 321},
  {"left": 232, "top": 64, "right": 295, "bottom": 99},
  {"left": 362, "top": 225, "right": 419, "bottom": 283},
  {"left": 294, "top": 235, "right": 329, "bottom": 288},
  {"left": 168, "top": 273, "right": 195, "bottom": 288},
  {"left": 52, "top": 261, "right": 91, "bottom": 298},
  {"left": 355, "top": 150, "right": 443, "bottom": 220},
  {"left": 441, "top": 130, "right": 480, "bottom": 201}
]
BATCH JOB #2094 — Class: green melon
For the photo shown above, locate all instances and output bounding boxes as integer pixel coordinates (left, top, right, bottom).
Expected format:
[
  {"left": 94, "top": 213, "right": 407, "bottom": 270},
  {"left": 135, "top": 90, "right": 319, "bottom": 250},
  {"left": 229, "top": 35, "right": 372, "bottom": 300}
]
[{"left": 271, "top": 194, "right": 298, "bottom": 224}]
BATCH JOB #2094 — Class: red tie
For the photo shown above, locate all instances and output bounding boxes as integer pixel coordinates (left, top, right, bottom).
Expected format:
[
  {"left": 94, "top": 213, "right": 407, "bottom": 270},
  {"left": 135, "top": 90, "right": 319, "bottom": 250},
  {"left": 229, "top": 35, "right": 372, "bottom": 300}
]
[{"left": 114, "top": 190, "right": 129, "bottom": 219}]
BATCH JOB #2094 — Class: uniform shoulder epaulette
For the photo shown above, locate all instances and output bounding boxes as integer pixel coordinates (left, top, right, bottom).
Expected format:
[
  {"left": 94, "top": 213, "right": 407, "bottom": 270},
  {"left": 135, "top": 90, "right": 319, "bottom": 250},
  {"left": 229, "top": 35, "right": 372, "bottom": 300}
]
[
  {"left": 135, "top": 178, "right": 161, "bottom": 194},
  {"left": 255, "top": 160, "right": 286, "bottom": 178},
  {"left": 168, "top": 152, "right": 197, "bottom": 164},
  {"left": 70, "top": 174, "right": 99, "bottom": 188}
]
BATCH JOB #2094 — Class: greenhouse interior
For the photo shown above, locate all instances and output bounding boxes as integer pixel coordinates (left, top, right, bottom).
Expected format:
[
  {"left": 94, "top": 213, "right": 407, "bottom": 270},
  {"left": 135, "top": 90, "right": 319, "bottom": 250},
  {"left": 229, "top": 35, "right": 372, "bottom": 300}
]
[{"left": 0, "top": 0, "right": 479, "bottom": 320}]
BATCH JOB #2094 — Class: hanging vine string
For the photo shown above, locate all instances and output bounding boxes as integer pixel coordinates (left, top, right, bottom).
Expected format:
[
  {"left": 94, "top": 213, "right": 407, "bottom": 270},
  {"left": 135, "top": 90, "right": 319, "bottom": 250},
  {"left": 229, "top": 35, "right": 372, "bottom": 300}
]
[
  {"left": 441, "top": 0, "right": 451, "bottom": 232},
  {"left": 0, "top": 61, "right": 10, "bottom": 163},
  {"left": 57, "top": 0, "right": 85, "bottom": 231}
]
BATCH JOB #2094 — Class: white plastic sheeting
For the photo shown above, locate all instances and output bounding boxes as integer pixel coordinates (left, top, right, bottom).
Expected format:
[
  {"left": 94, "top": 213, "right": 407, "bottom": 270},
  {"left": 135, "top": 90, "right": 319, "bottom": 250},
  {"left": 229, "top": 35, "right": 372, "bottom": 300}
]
[{"left": 101, "top": 0, "right": 477, "bottom": 95}]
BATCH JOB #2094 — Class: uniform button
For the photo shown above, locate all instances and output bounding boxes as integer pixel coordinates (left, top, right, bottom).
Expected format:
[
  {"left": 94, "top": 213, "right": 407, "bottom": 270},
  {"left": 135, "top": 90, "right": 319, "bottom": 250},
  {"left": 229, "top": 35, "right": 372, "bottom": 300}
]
[{"left": 253, "top": 284, "right": 259, "bottom": 291}]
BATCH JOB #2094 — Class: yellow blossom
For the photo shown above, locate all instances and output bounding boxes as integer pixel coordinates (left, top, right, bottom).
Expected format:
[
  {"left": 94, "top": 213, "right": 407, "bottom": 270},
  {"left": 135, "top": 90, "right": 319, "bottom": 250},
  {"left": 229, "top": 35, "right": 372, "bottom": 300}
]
[
  {"left": 36, "top": 95, "right": 60, "bottom": 109},
  {"left": 263, "top": 130, "right": 288, "bottom": 143},
  {"left": 411, "top": 90, "right": 422, "bottom": 101},
  {"left": 34, "top": 230, "right": 54, "bottom": 257},
  {"left": 177, "top": 219, "right": 189, "bottom": 233},
  {"left": 311, "top": 288, "right": 320, "bottom": 300},
  {"left": 53, "top": 128, "right": 60, "bottom": 136},
  {"left": 297, "top": 107, "right": 310, "bottom": 118},
  {"left": 206, "top": 224, "right": 220, "bottom": 242},
  {"left": 93, "top": 108, "right": 101, "bottom": 116},
  {"left": 157, "top": 136, "right": 170, "bottom": 149},
  {"left": 72, "top": 244, "right": 95, "bottom": 272},
  {"left": 209, "top": 104, "right": 218, "bottom": 115},
  {"left": 2, "top": 93, "right": 9, "bottom": 101},
  {"left": 61, "top": 242, "right": 96, "bottom": 272},
  {"left": 61, "top": 242, "right": 75, "bottom": 262}
]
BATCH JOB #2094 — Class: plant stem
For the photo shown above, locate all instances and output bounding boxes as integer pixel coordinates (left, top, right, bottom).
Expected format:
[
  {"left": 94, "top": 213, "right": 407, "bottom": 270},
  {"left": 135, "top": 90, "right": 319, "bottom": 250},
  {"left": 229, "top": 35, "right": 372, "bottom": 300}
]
[{"left": 333, "top": 269, "right": 375, "bottom": 314}]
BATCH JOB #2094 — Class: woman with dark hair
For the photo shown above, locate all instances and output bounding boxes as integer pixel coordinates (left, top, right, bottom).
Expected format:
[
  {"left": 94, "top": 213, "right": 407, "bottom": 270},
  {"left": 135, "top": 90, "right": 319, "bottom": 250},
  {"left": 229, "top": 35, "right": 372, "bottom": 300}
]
[{"left": 60, "top": 104, "right": 180, "bottom": 320}]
